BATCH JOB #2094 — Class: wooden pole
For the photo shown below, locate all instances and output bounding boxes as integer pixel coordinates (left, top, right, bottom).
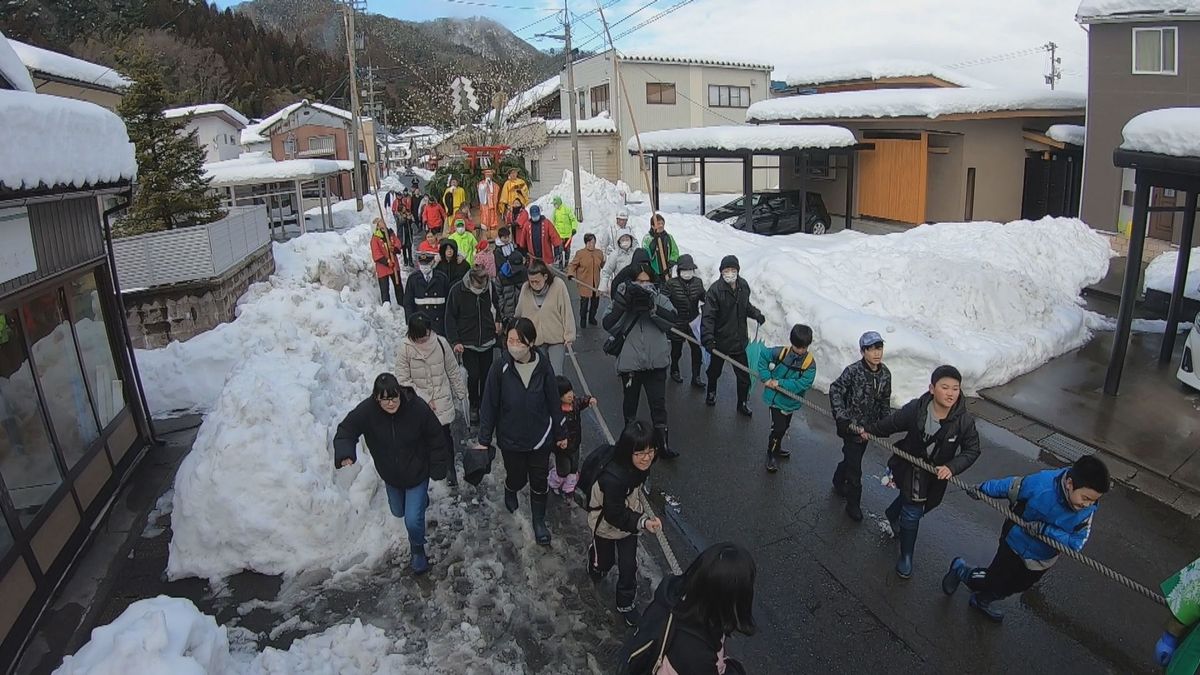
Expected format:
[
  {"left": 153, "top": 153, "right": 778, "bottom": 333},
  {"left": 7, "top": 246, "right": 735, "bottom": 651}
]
[{"left": 595, "top": 3, "right": 655, "bottom": 210}]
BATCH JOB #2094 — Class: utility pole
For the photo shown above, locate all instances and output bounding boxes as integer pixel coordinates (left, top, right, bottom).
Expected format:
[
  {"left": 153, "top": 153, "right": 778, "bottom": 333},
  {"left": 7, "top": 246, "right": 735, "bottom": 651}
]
[
  {"left": 343, "top": 0, "right": 364, "bottom": 209},
  {"left": 1044, "top": 41, "right": 1062, "bottom": 90},
  {"left": 366, "top": 65, "right": 381, "bottom": 180},
  {"left": 536, "top": 5, "right": 584, "bottom": 220}
]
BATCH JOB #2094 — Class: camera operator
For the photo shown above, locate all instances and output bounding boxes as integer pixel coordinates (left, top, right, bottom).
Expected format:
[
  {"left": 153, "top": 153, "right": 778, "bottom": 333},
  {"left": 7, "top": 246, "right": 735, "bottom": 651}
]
[{"left": 602, "top": 262, "right": 680, "bottom": 458}]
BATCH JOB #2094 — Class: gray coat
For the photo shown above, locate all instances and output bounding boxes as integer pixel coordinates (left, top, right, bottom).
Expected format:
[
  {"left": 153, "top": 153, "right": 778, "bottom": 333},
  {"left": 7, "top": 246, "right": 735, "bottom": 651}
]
[{"left": 602, "top": 281, "right": 677, "bottom": 373}]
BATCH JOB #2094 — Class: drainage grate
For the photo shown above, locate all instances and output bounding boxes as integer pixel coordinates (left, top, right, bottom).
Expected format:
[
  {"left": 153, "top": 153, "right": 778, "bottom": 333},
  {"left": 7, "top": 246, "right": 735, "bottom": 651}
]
[{"left": 1040, "top": 433, "right": 1098, "bottom": 463}]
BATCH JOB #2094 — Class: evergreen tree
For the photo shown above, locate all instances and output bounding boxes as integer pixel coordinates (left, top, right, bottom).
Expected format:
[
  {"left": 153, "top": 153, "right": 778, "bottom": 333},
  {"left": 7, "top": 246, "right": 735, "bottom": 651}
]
[{"left": 117, "top": 54, "right": 223, "bottom": 236}]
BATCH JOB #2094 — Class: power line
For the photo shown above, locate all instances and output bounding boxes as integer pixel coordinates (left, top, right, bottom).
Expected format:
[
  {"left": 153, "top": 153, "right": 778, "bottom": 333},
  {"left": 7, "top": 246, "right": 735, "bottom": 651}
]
[
  {"left": 576, "top": 0, "right": 663, "bottom": 51},
  {"left": 946, "top": 46, "right": 1048, "bottom": 70},
  {"left": 624, "top": 59, "right": 746, "bottom": 125},
  {"left": 608, "top": 0, "right": 698, "bottom": 44},
  {"left": 436, "top": 0, "right": 558, "bottom": 10},
  {"left": 512, "top": 10, "right": 560, "bottom": 34}
]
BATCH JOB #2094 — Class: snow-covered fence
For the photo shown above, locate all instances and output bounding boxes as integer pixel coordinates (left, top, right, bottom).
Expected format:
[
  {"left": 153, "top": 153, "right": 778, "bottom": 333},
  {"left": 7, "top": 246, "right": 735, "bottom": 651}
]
[{"left": 113, "top": 206, "right": 270, "bottom": 288}]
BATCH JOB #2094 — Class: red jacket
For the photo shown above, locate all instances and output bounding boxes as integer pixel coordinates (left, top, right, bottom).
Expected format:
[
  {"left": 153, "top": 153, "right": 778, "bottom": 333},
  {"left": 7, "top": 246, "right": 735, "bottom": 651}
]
[
  {"left": 517, "top": 216, "right": 562, "bottom": 265},
  {"left": 423, "top": 202, "right": 446, "bottom": 231},
  {"left": 371, "top": 229, "right": 401, "bottom": 278}
]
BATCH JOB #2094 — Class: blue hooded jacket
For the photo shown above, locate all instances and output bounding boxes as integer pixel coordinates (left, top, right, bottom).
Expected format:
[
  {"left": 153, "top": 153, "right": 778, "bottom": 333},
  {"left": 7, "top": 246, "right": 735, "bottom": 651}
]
[
  {"left": 979, "top": 468, "right": 1098, "bottom": 565},
  {"left": 756, "top": 346, "right": 816, "bottom": 414}
]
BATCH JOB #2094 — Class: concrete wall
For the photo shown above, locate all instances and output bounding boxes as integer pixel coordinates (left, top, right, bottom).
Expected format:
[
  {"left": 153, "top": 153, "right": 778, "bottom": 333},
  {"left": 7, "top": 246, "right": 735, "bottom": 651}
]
[
  {"left": 563, "top": 55, "right": 777, "bottom": 193},
  {"left": 123, "top": 244, "right": 274, "bottom": 349},
  {"left": 1081, "top": 20, "right": 1200, "bottom": 238},
  {"left": 529, "top": 134, "right": 620, "bottom": 201},
  {"left": 182, "top": 115, "right": 243, "bottom": 163}
]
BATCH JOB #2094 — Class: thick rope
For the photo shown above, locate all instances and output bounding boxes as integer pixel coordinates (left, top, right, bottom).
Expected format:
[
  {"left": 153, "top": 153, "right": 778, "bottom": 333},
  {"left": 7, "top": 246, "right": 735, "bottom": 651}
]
[
  {"left": 566, "top": 343, "right": 684, "bottom": 576},
  {"left": 556, "top": 269, "right": 1167, "bottom": 606}
]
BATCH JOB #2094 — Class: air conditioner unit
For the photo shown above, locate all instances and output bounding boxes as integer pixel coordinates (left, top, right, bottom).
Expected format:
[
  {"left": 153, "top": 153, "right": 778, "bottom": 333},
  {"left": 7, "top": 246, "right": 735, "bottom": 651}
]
[{"left": 686, "top": 177, "right": 700, "bottom": 194}]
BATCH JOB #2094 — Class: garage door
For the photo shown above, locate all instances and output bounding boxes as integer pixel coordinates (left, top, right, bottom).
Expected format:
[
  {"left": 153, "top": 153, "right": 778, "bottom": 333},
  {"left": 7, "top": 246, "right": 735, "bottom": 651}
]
[{"left": 857, "top": 134, "right": 928, "bottom": 225}]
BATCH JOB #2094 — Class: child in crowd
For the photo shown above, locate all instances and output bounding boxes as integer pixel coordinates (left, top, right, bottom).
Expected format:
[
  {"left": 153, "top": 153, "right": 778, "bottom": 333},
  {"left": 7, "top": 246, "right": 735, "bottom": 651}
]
[
  {"left": 474, "top": 238, "right": 497, "bottom": 279},
  {"left": 828, "top": 331, "right": 892, "bottom": 522},
  {"left": 418, "top": 230, "right": 441, "bottom": 257},
  {"left": 756, "top": 324, "right": 816, "bottom": 473},
  {"left": 549, "top": 376, "right": 596, "bottom": 497},
  {"left": 942, "top": 455, "right": 1110, "bottom": 622}
]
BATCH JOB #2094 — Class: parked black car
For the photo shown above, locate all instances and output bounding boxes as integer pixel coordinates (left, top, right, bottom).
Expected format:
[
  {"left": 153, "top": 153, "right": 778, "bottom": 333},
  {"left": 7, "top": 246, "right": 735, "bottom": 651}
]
[{"left": 705, "top": 190, "right": 832, "bottom": 235}]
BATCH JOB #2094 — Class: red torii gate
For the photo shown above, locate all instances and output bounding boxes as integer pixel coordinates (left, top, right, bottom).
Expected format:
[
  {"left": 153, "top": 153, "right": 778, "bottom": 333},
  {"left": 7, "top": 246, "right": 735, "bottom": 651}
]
[{"left": 461, "top": 145, "right": 511, "bottom": 170}]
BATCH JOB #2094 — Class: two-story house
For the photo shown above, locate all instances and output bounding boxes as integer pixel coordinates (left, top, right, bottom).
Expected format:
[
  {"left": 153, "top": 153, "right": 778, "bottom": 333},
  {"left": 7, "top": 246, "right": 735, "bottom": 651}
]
[
  {"left": 164, "top": 104, "right": 249, "bottom": 164},
  {"left": 8, "top": 38, "right": 129, "bottom": 111},
  {"left": 562, "top": 51, "right": 776, "bottom": 194},
  {"left": 1077, "top": 0, "right": 1200, "bottom": 242}
]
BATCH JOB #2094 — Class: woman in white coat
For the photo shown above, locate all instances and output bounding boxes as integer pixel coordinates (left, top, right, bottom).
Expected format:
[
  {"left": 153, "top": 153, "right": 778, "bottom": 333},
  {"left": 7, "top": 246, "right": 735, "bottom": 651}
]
[
  {"left": 600, "top": 232, "right": 636, "bottom": 296},
  {"left": 396, "top": 312, "right": 468, "bottom": 485}
]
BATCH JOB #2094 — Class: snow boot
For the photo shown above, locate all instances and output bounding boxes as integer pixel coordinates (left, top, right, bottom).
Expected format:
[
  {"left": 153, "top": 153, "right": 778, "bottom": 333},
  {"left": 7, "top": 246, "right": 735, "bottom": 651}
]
[
  {"left": 504, "top": 488, "right": 519, "bottom": 513},
  {"left": 562, "top": 472, "right": 579, "bottom": 496},
  {"left": 670, "top": 368, "right": 684, "bottom": 383},
  {"left": 942, "top": 557, "right": 969, "bottom": 596},
  {"left": 844, "top": 484, "right": 863, "bottom": 522},
  {"left": 410, "top": 545, "right": 430, "bottom": 576},
  {"left": 884, "top": 499, "right": 901, "bottom": 538},
  {"left": 656, "top": 427, "right": 679, "bottom": 459},
  {"left": 969, "top": 592, "right": 1005, "bottom": 622},
  {"left": 691, "top": 375, "right": 705, "bottom": 389},
  {"left": 705, "top": 392, "right": 716, "bottom": 406},
  {"left": 832, "top": 465, "right": 847, "bottom": 497},
  {"left": 766, "top": 438, "right": 780, "bottom": 473},
  {"left": 895, "top": 526, "right": 917, "bottom": 579},
  {"left": 737, "top": 401, "right": 753, "bottom": 417},
  {"left": 619, "top": 605, "right": 642, "bottom": 627},
  {"left": 531, "top": 492, "right": 552, "bottom": 546}
]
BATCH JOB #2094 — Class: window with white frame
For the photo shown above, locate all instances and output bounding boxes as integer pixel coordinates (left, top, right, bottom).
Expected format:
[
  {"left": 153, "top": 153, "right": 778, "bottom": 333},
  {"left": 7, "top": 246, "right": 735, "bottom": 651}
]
[
  {"left": 1133, "top": 27, "right": 1177, "bottom": 75},
  {"left": 664, "top": 157, "right": 695, "bottom": 177},
  {"left": 590, "top": 84, "right": 609, "bottom": 117},
  {"left": 708, "top": 85, "right": 751, "bottom": 108}
]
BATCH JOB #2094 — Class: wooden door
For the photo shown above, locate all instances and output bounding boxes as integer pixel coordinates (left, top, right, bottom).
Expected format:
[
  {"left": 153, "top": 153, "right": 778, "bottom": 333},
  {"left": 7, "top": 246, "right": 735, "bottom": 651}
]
[
  {"left": 1149, "top": 188, "right": 1177, "bottom": 241},
  {"left": 856, "top": 135, "right": 928, "bottom": 224}
]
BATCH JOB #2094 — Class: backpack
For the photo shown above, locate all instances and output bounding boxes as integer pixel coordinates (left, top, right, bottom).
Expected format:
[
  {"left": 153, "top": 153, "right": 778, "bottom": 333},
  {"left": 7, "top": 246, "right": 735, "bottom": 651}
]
[
  {"left": 578, "top": 443, "right": 616, "bottom": 512},
  {"left": 618, "top": 612, "right": 674, "bottom": 675}
]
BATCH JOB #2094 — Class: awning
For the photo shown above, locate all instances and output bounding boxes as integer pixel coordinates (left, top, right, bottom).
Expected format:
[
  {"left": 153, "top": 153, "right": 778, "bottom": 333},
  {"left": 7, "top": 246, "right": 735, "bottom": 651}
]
[{"left": 204, "top": 158, "right": 353, "bottom": 188}]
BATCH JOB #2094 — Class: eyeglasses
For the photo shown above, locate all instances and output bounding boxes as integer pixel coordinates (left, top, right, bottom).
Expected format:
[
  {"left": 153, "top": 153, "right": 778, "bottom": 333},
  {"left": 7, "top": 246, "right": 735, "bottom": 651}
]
[
  {"left": 377, "top": 395, "right": 399, "bottom": 402},
  {"left": 633, "top": 449, "right": 657, "bottom": 459}
]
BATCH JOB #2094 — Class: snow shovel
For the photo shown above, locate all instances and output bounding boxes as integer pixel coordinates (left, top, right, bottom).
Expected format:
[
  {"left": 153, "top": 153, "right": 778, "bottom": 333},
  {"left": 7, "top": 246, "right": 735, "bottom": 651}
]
[
  {"left": 745, "top": 325, "right": 764, "bottom": 395},
  {"left": 690, "top": 316, "right": 710, "bottom": 371}
]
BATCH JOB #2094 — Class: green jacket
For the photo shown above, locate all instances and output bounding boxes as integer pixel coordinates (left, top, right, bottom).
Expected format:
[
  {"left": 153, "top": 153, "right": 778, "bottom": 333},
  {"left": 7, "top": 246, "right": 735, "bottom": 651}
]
[
  {"left": 448, "top": 230, "right": 478, "bottom": 265},
  {"left": 641, "top": 232, "right": 679, "bottom": 277},
  {"left": 552, "top": 204, "right": 578, "bottom": 241}
]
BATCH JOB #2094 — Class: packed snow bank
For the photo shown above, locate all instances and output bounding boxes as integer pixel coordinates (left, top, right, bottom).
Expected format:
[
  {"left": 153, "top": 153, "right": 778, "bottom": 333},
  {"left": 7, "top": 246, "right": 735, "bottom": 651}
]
[
  {"left": 1122, "top": 108, "right": 1200, "bottom": 158},
  {"left": 54, "top": 598, "right": 409, "bottom": 675},
  {"left": 747, "top": 87, "right": 1086, "bottom": 123},
  {"left": 629, "top": 124, "right": 857, "bottom": 153},
  {"left": 1144, "top": 246, "right": 1200, "bottom": 301},
  {"left": 548, "top": 171, "right": 1111, "bottom": 403},
  {"left": 54, "top": 596, "right": 231, "bottom": 674}
]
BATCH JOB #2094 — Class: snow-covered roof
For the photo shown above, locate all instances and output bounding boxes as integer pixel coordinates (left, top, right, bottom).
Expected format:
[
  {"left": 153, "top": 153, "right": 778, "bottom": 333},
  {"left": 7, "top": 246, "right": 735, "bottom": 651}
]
[
  {"left": 9, "top": 38, "right": 130, "bottom": 91},
  {"left": 747, "top": 87, "right": 1086, "bottom": 122},
  {"left": 398, "top": 125, "right": 439, "bottom": 138},
  {"left": 1077, "top": 0, "right": 1200, "bottom": 22},
  {"left": 164, "top": 103, "right": 249, "bottom": 128},
  {"left": 0, "top": 32, "right": 34, "bottom": 92},
  {"left": 202, "top": 158, "right": 353, "bottom": 187},
  {"left": 547, "top": 111, "right": 617, "bottom": 136},
  {"left": 488, "top": 74, "right": 560, "bottom": 124},
  {"left": 616, "top": 50, "right": 773, "bottom": 72},
  {"left": 1120, "top": 108, "right": 1200, "bottom": 157},
  {"left": 1, "top": 90, "right": 136, "bottom": 192},
  {"left": 1046, "top": 124, "right": 1087, "bottom": 146},
  {"left": 241, "top": 100, "right": 353, "bottom": 145},
  {"left": 628, "top": 124, "right": 858, "bottom": 154},
  {"left": 782, "top": 60, "right": 992, "bottom": 89}
]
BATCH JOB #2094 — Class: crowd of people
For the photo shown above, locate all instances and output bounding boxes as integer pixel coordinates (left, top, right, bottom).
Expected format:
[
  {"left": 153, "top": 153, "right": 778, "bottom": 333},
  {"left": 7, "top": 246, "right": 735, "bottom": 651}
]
[{"left": 345, "top": 180, "right": 1120, "bottom": 672}]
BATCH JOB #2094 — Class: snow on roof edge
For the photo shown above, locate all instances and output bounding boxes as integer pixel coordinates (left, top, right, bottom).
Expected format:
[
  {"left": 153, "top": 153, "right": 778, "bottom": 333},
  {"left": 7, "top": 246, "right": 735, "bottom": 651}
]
[
  {"left": 627, "top": 124, "right": 858, "bottom": 154},
  {"left": 614, "top": 50, "right": 773, "bottom": 72},
  {"left": 1046, "top": 124, "right": 1087, "bottom": 146},
  {"left": 9, "top": 37, "right": 130, "bottom": 91},
  {"left": 747, "top": 87, "right": 1086, "bottom": 123},
  {"left": 782, "top": 60, "right": 993, "bottom": 89},
  {"left": 546, "top": 111, "right": 616, "bottom": 136},
  {"left": 164, "top": 103, "right": 250, "bottom": 128},
  {"left": 1076, "top": 0, "right": 1200, "bottom": 21},
  {"left": 1120, "top": 107, "right": 1200, "bottom": 157},
  {"left": 0, "top": 32, "right": 35, "bottom": 92}
]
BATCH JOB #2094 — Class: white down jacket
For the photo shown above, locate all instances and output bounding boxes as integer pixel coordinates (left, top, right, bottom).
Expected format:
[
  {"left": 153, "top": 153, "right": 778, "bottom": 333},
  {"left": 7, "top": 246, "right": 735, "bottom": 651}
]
[{"left": 395, "top": 334, "right": 467, "bottom": 425}]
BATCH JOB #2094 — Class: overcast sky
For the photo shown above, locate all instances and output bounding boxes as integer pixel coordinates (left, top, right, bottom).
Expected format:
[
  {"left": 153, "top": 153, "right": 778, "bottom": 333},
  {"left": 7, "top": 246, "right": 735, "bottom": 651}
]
[{"left": 224, "top": 0, "right": 1090, "bottom": 90}]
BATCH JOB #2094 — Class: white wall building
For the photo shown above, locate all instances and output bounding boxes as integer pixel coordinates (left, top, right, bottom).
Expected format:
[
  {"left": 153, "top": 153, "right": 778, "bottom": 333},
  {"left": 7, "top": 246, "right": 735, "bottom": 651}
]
[
  {"left": 163, "top": 104, "right": 249, "bottom": 163},
  {"left": 561, "top": 51, "right": 777, "bottom": 194}
]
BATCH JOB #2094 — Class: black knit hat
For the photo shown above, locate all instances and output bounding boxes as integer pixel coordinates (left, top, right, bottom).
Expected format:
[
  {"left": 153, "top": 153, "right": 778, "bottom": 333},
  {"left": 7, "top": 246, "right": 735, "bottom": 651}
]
[{"left": 719, "top": 255, "right": 740, "bottom": 272}]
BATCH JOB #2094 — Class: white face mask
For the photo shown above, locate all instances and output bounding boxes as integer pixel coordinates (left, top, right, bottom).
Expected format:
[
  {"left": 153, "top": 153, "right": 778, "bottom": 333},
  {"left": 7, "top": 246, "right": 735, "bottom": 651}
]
[
  {"left": 619, "top": 239, "right": 633, "bottom": 250},
  {"left": 419, "top": 263, "right": 433, "bottom": 275},
  {"left": 722, "top": 271, "right": 738, "bottom": 284},
  {"left": 456, "top": 225, "right": 465, "bottom": 234},
  {"left": 509, "top": 343, "right": 531, "bottom": 361},
  {"left": 680, "top": 270, "right": 695, "bottom": 280}
]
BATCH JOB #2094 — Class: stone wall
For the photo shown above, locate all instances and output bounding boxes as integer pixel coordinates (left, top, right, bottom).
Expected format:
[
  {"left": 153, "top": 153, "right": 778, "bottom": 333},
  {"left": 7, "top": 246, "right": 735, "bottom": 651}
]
[{"left": 122, "top": 244, "right": 274, "bottom": 349}]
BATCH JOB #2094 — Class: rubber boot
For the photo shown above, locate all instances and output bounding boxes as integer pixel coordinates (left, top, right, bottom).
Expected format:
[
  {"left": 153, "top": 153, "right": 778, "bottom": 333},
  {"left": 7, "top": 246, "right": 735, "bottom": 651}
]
[
  {"left": 737, "top": 401, "right": 753, "bottom": 417},
  {"left": 410, "top": 544, "right": 430, "bottom": 576},
  {"left": 844, "top": 483, "right": 864, "bottom": 522},
  {"left": 504, "top": 488, "right": 519, "bottom": 513},
  {"left": 895, "top": 526, "right": 917, "bottom": 579},
  {"left": 670, "top": 368, "right": 683, "bottom": 383},
  {"left": 531, "top": 492, "right": 551, "bottom": 546},
  {"left": 884, "top": 499, "right": 901, "bottom": 538},
  {"left": 766, "top": 437, "right": 779, "bottom": 473},
  {"left": 942, "top": 557, "right": 969, "bottom": 596},
  {"left": 831, "top": 463, "right": 847, "bottom": 497},
  {"left": 691, "top": 375, "right": 705, "bottom": 389},
  {"left": 969, "top": 592, "right": 1005, "bottom": 622},
  {"left": 656, "top": 427, "right": 679, "bottom": 459}
]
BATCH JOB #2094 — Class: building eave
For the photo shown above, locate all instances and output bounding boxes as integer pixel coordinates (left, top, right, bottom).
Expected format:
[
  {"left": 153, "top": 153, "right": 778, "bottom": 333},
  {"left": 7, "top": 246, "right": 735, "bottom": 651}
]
[{"left": 31, "top": 70, "right": 125, "bottom": 95}]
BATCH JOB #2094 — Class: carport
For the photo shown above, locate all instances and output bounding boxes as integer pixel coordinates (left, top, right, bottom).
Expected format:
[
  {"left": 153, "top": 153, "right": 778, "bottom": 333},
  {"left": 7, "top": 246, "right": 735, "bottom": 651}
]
[
  {"left": 1105, "top": 109, "right": 1198, "bottom": 395},
  {"left": 203, "top": 156, "right": 354, "bottom": 237},
  {"left": 627, "top": 125, "right": 869, "bottom": 231}
]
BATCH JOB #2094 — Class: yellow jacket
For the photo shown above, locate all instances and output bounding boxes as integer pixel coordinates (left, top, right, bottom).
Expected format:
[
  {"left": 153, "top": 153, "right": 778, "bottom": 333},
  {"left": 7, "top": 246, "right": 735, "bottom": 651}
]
[{"left": 499, "top": 178, "right": 529, "bottom": 211}]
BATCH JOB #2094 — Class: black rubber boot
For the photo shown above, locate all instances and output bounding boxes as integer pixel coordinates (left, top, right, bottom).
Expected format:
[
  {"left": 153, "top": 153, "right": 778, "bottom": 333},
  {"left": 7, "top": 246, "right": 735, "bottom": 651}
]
[
  {"left": 832, "top": 463, "right": 847, "bottom": 497},
  {"left": 530, "top": 492, "right": 551, "bottom": 545},
  {"left": 737, "top": 401, "right": 753, "bottom": 417},
  {"left": 896, "top": 526, "right": 918, "bottom": 579},
  {"left": 656, "top": 427, "right": 679, "bottom": 459},
  {"left": 504, "top": 488, "right": 519, "bottom": 514},
  {"left": 766, "top": 438, "right": 779, "bottom": 473},
  {"left": 844, "top": 484, "right": 863, "bottom": 522},
  {"left": 705, "top": 391, "right": 716, "bottom": 406}
]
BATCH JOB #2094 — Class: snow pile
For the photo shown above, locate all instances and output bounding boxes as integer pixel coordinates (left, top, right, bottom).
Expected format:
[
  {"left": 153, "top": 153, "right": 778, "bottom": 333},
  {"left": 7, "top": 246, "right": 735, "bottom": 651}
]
[
  {"left": 9, "top": 38, "right": 130, "bottom": 90},
  {"left": 1047, "top": 124, "right": 1086, "bottom": 146},
  {"left": 548, "top": 171, "right": 1111, "bottom": 403},
  {"left": 164, "top": 103, "right": 250, "bottom": 127},
  {"left": 53, "top": 596, "right": 231, "bottom": 674},
  {"left": 1121, "top": 108, "right": 1200, "bottom": 157},
  {"left": 0, "top": 90, "right": 136, "bottom": 191},
  {"left": 0, "top": 31, "right": 34, "bottom": 92},
  {"left": 1144, "top": 246, "right": 1200, "bottom": 300},
  {"left": 783, "top": 59, "right": 992, "bottom": 89},
  {"left": 547, "top": 111, "right": 617, "bottom": 136},
  {"left": 629, "top": 124, "right": 857, "bottom": 153},
  {"left": 1077, "top": 0, "right": 1200, "bottom": 21},
  {"left": 747, "top": 87, "right": 1086, "bottom": 122}
]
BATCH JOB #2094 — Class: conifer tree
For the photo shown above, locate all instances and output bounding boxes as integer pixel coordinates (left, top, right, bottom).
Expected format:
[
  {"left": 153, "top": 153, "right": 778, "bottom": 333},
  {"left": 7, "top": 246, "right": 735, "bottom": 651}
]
[{"left": 117, "top": 54, "right": 223, "bottom": 236}]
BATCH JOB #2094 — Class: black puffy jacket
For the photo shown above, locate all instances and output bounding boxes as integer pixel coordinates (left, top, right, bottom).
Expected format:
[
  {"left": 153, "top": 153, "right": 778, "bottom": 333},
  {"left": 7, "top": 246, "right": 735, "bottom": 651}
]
[
  {"left": 444, "top": 277, "right": 500, "bottom": 348},
  {"left": 618, "top": 574, "right": 747, "bottom": 675},
  {"left": 866, "top": 393, "right": 981, "bottom": 511},
  {"left": 663, "top": 275, "right": 705, "bottom": 330},
  {"left": 700, "top": 278, "right": 764, "bottom": 354},
  {"left": 333, "top": 390, "right": 449, "bottom": 488},
  {"left": 477, "top": 350, "right": 565, "bottom": 452}
]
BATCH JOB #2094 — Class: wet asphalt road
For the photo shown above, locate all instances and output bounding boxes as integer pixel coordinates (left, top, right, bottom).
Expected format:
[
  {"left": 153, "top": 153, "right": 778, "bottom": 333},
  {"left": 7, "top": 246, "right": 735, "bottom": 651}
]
[{"left": 565, "top": 317, "right": 1200, "bottom": 675}]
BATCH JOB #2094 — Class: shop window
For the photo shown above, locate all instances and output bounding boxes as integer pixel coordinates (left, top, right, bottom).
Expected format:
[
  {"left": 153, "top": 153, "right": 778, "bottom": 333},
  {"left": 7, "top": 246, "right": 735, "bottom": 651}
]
[
  {"left": 0, "top": 309, "right": 64, "bottom": 526},
  {"left": 67, "top": 273, "right": 127, "bottom": 428},
  {"left": 22, "top": 289, "right": 99, "bottom": 467}
]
